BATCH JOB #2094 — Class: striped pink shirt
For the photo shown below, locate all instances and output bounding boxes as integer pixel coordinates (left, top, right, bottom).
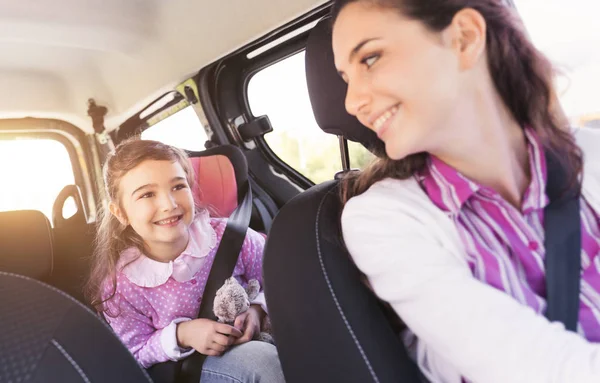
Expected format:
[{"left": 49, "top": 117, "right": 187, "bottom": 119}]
[{"left": 420, "top": 129, "right": 600, "bottom": 341}]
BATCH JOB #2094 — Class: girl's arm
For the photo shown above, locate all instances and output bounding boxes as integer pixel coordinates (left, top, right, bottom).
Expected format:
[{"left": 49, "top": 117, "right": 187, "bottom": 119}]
[
  {"left": 342, "top": 186, "right": 600, "bottom": 383},
  {"left": 103, "top": 288, "right": 193, "bottom": 368}
]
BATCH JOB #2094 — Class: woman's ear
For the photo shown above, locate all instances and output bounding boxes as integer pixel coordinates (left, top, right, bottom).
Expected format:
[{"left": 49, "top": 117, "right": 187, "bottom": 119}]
[
  {"left": 109, "top": 202, "right": 128, "bottom": 226},
  {"left": 447, "top": 8, "right": 487, "bottom": 71}
]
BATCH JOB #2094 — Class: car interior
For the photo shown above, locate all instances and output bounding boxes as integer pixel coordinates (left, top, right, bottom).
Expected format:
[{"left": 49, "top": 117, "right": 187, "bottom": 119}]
[{"left": 0, "top": 0, "right": 597, "bottom": 382}]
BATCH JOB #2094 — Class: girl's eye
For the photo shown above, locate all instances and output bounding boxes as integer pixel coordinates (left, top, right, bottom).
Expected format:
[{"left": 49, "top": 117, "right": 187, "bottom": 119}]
[
  {"left": 361, "top": 54, "right": 380, "bottom": 68},
  {"left": 140, "top": 192, "right": 154, "bottom": 199},
  {"left": 173, "top": 183, "right": 187, "bottom": 191}
]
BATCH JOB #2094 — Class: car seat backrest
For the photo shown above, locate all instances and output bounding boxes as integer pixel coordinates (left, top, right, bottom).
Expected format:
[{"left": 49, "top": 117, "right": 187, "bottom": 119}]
[
  {"left": 0, "top": 209, "right": 53, "bottom": 280},
  {"left": 263, "top": 17, "right": 421, "bottom": 383},
  {"left": 188, "top": 145, "right": 248, "bottom": 218},
  {"left": 0, "top": 271, "right": 152, "bottom": 383}
]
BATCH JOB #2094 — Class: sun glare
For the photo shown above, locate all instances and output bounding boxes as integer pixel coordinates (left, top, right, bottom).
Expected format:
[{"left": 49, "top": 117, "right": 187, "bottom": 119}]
[{"left": 0, "top": 139, "right": 75, "bottom": 224}]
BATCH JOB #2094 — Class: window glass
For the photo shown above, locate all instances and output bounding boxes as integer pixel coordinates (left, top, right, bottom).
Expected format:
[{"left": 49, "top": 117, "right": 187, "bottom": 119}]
[
  {"left": 247, "top": 51, "right": 374, "bottom": 184},
  {"left": 0, "top": 138, "right": 75, "bottom": 222},
  {"left": 348, "top": 140, "right": 376, "bottom": 169},
  {"left": 516, "top": 0, "right": 600, "bottom": 127},
  {"left": 142, "top": 106, "right": 208, "bottom": 151}
]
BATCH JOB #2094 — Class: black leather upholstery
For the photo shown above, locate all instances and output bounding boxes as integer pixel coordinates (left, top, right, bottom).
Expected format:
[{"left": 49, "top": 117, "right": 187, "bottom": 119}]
[
  {"left": 264, "top": 182, "right": 420, "bottom": 383},
  {"left": 0, "top": 210, "right": 53, "bottom": 280},
  {"left": 0, "top": 272, "right": 152, "bottom": 383}
]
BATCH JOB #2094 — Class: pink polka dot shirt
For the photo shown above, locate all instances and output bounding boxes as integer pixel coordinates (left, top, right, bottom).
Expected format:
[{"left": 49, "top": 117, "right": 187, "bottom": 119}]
[{"left": 102, "top": 210, "right": 267, "bottom": 368}]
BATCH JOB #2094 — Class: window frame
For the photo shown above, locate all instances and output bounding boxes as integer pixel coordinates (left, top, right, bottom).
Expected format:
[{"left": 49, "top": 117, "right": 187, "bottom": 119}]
[
  {"left": 245, "top": 47, "right": 359, "bottom": 184},
  {"left": 242, "top": 38, "right": 317, "bottom": 188},
  {"left": 115, "top": 91, "right": 186, "bottom": 143},
  {"left": 140, "top": 105, "right": 210, "bottom": 152},
  {"left": 196, "top": 4, "right": 333, "bottom": 191},
  {"left": 0, "top": 119, "right": 97, "bottom": 222},
  {"left": 192, "top": 4, "right": 331, "bottom": 207}
]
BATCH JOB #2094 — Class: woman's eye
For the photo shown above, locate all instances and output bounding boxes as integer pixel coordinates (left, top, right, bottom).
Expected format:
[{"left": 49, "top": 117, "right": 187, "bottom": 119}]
[
  {"left": 173, "top": 183, "right": 187, "bottom": 191},
  {"left": 140, "top": 192, "right": 154, "bottom": 199},
  {"left": 361, "top": 54, "right": 379, "bottom": 68}
]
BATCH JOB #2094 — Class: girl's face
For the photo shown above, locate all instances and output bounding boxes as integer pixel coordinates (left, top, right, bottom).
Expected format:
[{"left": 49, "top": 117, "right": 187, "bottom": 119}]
[
  {"left": 110, "top": 159, "right": 195, "bottom": 260},
  {"left": 332, "top": 2, "right": 465, "bottom": 160}
]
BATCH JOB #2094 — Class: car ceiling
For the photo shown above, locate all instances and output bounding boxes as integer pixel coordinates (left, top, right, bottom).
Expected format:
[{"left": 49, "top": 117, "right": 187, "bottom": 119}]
[{"left": 0, "top": 0, "right": 326, "bottom": 133}]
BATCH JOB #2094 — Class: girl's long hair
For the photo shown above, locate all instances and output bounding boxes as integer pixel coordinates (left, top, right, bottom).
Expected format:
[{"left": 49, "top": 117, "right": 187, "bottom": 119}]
[{"left": 85, "top": 138, "right": 195, "bottom": 315}]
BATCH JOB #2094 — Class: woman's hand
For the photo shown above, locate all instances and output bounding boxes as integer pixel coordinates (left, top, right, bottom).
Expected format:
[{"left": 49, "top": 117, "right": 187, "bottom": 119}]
[
  {"left": 176, "top": 318, "right": 243, "bottom": 356},
  {"left": 233, "top": 305, "right": 265, "bottom": 345}
]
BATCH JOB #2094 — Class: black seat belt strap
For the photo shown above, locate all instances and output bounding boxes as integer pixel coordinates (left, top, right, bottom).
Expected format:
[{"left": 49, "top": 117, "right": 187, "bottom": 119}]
[
  {"left": 197, "top": 182, "right": 253, "bottom": 319},
  {"left": 178, "top": 182, "right": 253, "bottom": 383},
  {"left": 543, "top": 151, "right": 581, "bottom": 331}
]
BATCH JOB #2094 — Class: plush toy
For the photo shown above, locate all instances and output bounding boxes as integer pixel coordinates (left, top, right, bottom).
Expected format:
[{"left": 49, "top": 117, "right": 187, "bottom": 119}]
[{"left": 213, "top": 277, "right": 274, "bottom": 344}]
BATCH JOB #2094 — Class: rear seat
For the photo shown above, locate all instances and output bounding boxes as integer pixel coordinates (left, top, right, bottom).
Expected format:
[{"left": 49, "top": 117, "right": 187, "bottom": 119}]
[
  {"left": 0, "top": 146, "right": 261, "bottom": 382},
  {"left": 46, "top": 144, "right": 263, "bottom": 309},
  {"left": 0, "top": 209, "right": 54, "bottom": 281},
  {"left": 0, "top": 144, "right": 269, "bottom": 310}
]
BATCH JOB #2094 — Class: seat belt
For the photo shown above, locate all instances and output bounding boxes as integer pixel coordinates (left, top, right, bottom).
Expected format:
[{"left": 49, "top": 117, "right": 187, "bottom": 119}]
[
  {"left": 147, "top": 182, "right": 254, "bottom": 383},
  {"left": 543, "top": 151, "right": 581, "bottom": 331},
  {"left": 179, "top": 181, "right": 254, "bottom": 383},
  {"left": 253, "top": 197, "right": 273, "bottom": 233}
]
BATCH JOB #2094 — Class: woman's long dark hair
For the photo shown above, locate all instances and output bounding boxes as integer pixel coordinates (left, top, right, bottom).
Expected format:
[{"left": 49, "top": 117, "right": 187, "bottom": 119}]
[{"left": 333, "top": 0, "right": 582, "bottom": 203}]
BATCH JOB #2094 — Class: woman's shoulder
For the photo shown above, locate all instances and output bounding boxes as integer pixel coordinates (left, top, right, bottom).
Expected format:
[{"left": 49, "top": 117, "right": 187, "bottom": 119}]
[
  {"left": 341, "top": 175, "right": 463, "bottom": 254},
  {"left": 342, "top": 176, "right": 441, "bottom": 224}
]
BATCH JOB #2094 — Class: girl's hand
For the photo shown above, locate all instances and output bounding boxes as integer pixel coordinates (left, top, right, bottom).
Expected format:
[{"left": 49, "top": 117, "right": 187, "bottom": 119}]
[
  {"left": 176, "top": 318, "right": 243, "bottom": 356},
  {"left": 233, "top": 305, "right": 265, "bottom": 345}
]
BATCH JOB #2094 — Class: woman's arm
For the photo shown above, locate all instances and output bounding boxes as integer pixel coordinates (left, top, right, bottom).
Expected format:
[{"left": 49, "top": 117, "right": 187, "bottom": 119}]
[{"left": 342, "top": 185, "right": 600, "bottom": 383}]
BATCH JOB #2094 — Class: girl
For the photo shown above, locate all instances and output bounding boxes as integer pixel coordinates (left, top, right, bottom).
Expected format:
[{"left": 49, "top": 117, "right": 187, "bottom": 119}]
[
  {"left": 332, "top": 0, "right": 600, "bottom": 382},
  {"left": 86, "top": 139, "right": 284, "bottom": 382}
]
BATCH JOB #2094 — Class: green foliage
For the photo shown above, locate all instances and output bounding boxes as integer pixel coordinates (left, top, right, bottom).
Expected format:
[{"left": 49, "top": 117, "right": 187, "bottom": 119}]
[{"left": 265, "top": 132, "right": 375, "bottom": 184}]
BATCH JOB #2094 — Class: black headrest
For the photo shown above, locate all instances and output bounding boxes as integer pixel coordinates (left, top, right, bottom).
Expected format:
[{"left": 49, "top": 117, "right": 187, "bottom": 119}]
[
  {"left": 0, "top": 210, "right": 53, "bottom": 280},
  {"left": 305, "top": 17, "right": 386, "bottom": 157}
]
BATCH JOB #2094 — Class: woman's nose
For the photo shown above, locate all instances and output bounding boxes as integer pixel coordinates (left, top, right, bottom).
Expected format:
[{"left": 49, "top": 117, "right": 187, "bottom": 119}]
[{"left": 345, "top": 79, "right": 370, "bottom": 118}]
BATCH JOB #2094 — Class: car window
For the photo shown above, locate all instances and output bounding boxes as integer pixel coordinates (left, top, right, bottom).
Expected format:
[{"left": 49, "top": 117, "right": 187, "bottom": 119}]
[
  {"left": 247, "top": 51, "right": 374, "bottom": 184},
  {"left": 0, "top": 138, "right": 75, "bottom": 223},
  {"left": 515, "top": 0, "right": 600, "bottom": 128},
  {"left": 141, "top": 106, "right": 208, "bottom": 151}
]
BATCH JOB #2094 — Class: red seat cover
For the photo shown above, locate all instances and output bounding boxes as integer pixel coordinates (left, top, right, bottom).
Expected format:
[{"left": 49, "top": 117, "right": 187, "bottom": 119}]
[{"left": 189, "top": 155, "right": 238, "bottom": 218}]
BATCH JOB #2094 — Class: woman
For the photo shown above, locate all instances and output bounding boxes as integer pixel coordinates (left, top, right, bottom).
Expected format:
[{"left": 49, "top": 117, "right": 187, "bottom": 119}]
[{"left": 333, "top": 0, "right": 600, "bottom": 381}]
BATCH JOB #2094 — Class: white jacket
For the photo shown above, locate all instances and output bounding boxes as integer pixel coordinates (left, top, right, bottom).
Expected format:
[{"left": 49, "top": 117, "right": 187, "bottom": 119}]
[{"left": 341, "top": 128, "right": 600, "bottom": 383}]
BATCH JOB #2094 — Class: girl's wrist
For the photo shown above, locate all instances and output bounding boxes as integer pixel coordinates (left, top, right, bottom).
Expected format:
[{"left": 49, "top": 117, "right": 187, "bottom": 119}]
[
  {"left": 176, "top": 321, "right": 190, "bottom": 348},
  {"left": 250, "top": 304, "right": 266, "bottom": 321}
]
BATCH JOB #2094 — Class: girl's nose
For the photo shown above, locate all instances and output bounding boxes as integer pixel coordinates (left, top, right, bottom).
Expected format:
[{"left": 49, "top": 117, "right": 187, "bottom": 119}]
[{"left": 160, "top": 193, "right": 178, "bottom": 211}]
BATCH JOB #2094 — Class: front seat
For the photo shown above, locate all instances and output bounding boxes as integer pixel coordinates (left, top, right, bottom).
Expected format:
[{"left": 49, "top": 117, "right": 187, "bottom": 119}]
[
  {"left": 0, "top": 272, "right": 152, "bottom": 382},
  {"left": 262, "top": 18, "right": 421, "bottom": 383}
]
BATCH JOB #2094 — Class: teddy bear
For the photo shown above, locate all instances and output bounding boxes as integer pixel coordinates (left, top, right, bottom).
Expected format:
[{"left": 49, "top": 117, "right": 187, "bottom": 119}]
[{"left": 213, "top": 277, "right": 274, "bottom": 344}]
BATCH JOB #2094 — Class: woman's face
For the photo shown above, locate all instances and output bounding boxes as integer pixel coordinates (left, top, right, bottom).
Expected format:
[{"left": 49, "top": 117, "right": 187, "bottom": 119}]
[{"left": 333, "top": 2, "right": 464, "bottom": 160}]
